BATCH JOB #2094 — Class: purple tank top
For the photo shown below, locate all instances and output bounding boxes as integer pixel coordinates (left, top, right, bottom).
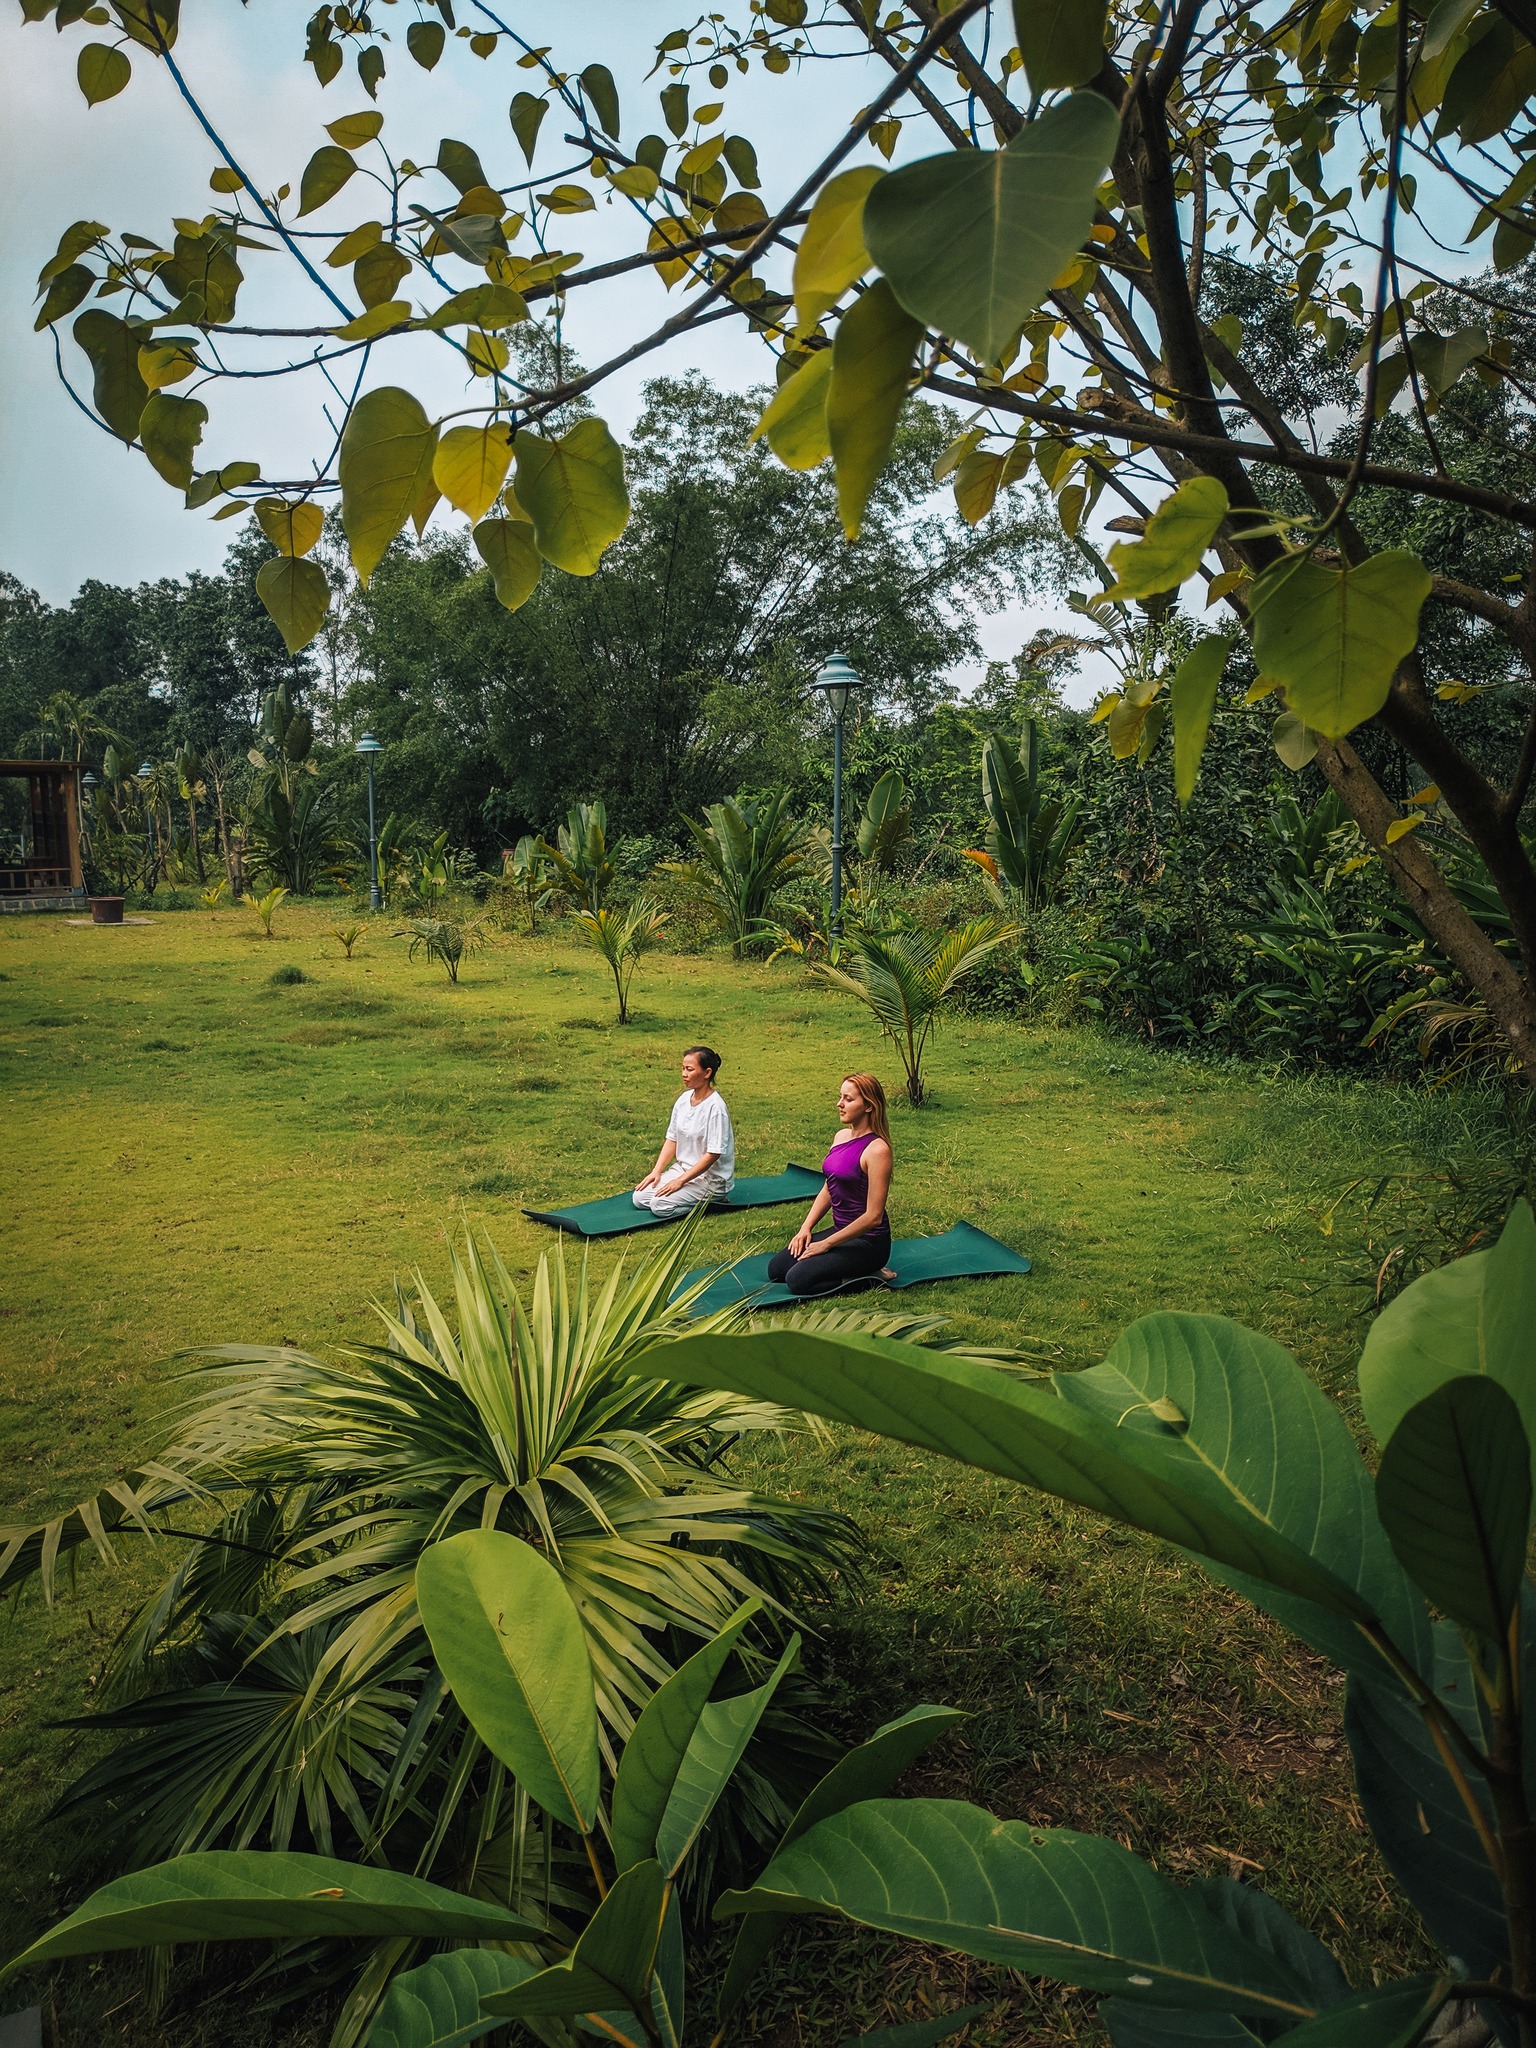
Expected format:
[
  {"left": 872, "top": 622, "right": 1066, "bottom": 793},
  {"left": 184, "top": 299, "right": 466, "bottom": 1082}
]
[{"left": 823, "top": 1132, "right": 886, "bottom": 1235}]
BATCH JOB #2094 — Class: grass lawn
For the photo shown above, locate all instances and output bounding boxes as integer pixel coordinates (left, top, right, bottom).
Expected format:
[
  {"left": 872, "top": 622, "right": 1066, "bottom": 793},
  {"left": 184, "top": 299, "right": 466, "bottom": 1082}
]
[{"left": 0, "top": 901, "right": 1507, "bottom": 2045}]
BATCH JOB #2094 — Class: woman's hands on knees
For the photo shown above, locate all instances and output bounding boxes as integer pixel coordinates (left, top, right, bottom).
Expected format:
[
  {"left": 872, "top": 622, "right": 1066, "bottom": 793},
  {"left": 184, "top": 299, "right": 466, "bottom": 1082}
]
[{"left": 789, "top": 1224, "right": 815, "bottom": 1257}]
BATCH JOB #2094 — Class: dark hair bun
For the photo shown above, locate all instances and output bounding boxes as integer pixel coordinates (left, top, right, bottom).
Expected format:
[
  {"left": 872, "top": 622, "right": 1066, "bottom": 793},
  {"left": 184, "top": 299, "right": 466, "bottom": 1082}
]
[{"left": 684, "top": 1044, "right": 722, "bottom": 1078}]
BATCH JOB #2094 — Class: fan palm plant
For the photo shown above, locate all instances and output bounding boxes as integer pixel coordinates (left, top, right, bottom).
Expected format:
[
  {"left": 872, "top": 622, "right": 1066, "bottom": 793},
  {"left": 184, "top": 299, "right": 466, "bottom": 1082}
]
[
  {"left": 670, "top": 791, "right": 823, "bottom": 958},
  {"left": 573, "top": 898, "right": 667, "bottom": 1021},
  {"left": 815, "top": 917, "right": 1018, "bottom": 1104},
  {"left": 397, "top": 912, "right": 488, "bottom": 983},
  {"left": 0, "top": 1225, "right": 859, "bottom": 1889}
]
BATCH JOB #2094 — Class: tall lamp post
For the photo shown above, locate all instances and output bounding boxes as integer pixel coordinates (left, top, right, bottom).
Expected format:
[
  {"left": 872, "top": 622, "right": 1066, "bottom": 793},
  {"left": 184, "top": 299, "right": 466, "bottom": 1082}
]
[
  {"left": 355, "top": 732, "right": 383, "bottom": 910},
  {"left": 809, "top": 652, "right": 860, "bottom": 937},
  {"left": 137, "top": 762, "right": 155, "bottom": 883}
]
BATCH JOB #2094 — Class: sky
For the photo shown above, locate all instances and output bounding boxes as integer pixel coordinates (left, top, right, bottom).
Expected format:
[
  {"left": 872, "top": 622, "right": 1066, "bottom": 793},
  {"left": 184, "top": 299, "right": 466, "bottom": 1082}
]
[{"left": 0, "top": 0, "right": 1087, "bottom": 695}]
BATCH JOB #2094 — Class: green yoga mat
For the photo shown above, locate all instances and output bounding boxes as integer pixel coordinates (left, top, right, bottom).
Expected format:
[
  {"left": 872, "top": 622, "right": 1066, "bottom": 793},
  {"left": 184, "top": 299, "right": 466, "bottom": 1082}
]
[
  {"left": 673, "top": 1221, "right": 1032, "bottom": 1314},
  {"left": 524, "top": 1164, "right": 824, "bottom": 1240}
]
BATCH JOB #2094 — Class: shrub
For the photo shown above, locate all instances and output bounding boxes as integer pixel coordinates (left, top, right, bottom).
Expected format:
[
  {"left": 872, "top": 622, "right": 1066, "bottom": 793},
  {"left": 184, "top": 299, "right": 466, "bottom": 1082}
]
[{"left": 267, "top": 964, "right": 309, "bottom": 986}]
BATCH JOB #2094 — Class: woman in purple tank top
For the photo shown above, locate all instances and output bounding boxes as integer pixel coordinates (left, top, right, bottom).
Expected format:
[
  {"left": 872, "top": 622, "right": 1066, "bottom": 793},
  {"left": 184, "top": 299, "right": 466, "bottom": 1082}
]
[{"left": 767, "top": 1071, "right": 894, "bottom": 1298}]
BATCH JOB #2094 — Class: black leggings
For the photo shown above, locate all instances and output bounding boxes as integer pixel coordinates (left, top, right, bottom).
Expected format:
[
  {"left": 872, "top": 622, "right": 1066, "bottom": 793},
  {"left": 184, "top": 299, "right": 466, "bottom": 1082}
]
[{"left": 767, "top": 1227, "right": 892, "bottom": 1298}]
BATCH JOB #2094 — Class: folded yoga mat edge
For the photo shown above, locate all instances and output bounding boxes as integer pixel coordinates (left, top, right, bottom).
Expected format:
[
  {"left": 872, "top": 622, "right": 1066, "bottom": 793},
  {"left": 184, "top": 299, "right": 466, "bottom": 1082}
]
[
  {"left": 674, "top": 1220, "right": 1032, "bottom": 1315},
  {"left": 523, "top": 1163, "right": 824, "bottom": 1239}
]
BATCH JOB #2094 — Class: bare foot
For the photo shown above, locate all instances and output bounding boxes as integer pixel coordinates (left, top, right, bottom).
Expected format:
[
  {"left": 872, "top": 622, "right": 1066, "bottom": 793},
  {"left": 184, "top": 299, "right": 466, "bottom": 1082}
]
[{"left": 880, "top": 1266, "right": 896, "bottom": 1282}]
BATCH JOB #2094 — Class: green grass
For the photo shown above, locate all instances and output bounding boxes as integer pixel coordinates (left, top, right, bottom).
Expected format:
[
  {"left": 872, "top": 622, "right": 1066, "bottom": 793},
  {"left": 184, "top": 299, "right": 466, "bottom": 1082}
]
[{"left": 0, "top": 902, "right": 1505, "bottom": 2044}]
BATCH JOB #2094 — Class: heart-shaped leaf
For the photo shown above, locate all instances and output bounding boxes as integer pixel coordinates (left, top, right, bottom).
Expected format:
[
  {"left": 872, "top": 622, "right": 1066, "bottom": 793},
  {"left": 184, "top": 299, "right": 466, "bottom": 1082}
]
[
  {"left": 338, "top": 386, "right": 438, "bottom": 585},
  {"left": 473, "top": 517, "right": 542, "bottom": 612},
  {"left": 794, "top": 165, "right": 885, "bottom": 334},
  {"left": 1108, "top": 477, "right": 1229, "bottom": 598},
  {"left": 1247, "top": 549, "right": 1431, "bottom": 738},
  {"left": 415, "top": 1527, "right": 600, "bottom": 1832},
  {"left": 862, "top": 94, "right": 1121, "bottom": 364},
  {"left": 73, "top": 307, "right": 147, "bottom": 440},
  {"left": 254, "top": 498, "right": 324, "bottom": 558},
  {"left": 78, "top": 40, "right": 131, "bottom": 104},
  {"left": 512, "top": 418, "right": 630, "bottom": 575},
  {"left": 298, "top": 143, "right": 357, "bottom": 217},
  {"left": 256, "top": 556, "right": 331, "bottom": 654},
  {"left": 1013, "top": 0, "right": 1110, "bottom": 91},
  {"left": 827, "top": 279, "right": 923, "bottom": 539},
  {"left": 138, "top": 391, "right": 206, "bottom": 489},
  {"left": 752, "top": 349, "right": 832, "bottom": 470},
  {"left": 1169, "top": 632, "right": 1234, "bottom": 803},
  {"left": 434, "top": 424, "right": 513, "bottom": 521}
]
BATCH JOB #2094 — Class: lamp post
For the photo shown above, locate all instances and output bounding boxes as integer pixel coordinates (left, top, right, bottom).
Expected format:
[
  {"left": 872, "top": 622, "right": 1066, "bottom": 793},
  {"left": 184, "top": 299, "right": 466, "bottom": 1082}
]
[
  {"left": 354, "top": 731, "right": 383, "bottom": 910},
  {"left": 137, "top": 762, "right": 155, "bottom": 882},
  {"left": 809, "top": 652, "right": 860, "bottom": 937},
  {"left": 80, "top": 770, "right": 96, "bottom": 849}
]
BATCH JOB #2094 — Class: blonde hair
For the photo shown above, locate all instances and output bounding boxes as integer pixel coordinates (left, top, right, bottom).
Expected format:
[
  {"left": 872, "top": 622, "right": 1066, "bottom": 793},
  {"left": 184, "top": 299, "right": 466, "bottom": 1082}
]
[{"left": 842, "top": 1072, "right": 890, "bottom": 1144}]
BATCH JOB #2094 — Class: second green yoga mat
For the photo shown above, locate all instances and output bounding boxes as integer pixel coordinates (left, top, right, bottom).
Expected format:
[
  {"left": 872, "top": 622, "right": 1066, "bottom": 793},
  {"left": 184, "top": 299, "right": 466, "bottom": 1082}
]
[
  {"left": 524, "top": 1164, "right": 824, "bottom": 1239},
  {"left": 674, "top": 1221, "right": 1032, "bottom": 1314}
]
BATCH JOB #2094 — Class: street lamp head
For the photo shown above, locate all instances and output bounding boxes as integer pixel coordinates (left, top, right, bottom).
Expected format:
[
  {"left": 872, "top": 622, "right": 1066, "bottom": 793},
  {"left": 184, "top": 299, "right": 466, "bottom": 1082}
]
[
  {"left": 354, "top": 731, "right": 383, "bottom": 756},
  {"left": 810, "top": 651, "right": 861, "bottom": 723},
  {"left": 81, "top": 771, "right": 97, "bottom": 790},
  {"left": 137, "top": 761, "right": 154, "bottom": 778}
]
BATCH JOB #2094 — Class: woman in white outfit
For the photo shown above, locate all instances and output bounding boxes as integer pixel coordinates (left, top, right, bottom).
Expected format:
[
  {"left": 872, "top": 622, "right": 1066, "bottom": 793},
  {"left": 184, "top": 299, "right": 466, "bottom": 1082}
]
[{"left": 633, "top": 1046, "right": 736, "bottom": 1219}]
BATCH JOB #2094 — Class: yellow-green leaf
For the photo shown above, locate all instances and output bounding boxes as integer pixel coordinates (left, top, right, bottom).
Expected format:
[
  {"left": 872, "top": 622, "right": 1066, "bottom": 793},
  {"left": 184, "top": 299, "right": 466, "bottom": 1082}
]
[
  {"left": 1011, "top": 0, "right": 1109, "bottom": 92},
  {"left": 73, "top": 307, "right": 148, "bottom": 441},
  {"left": 863, "top": 93, "right": 1120, "bottom": 364},
  {"left": 512, "top": 417, "right": 629, "bottom": 575},
  {"left": 78, "top": 41, "right": 131, "bottom": 104},
  {"left": 1108, "top": 477, "right": 1229, "bottom": 598},
  {"left": 354, "top": 242, "right": 411, "bottom": 309},
  {"left": 434, "top": 423, "right": 514, "bottom": 521},
  {"left": 1272, "top": 710, "right": 1318, "bottom": 771},
  {"left": 339, "top": 386, "right": 438, "bottom": 585},
  {"left": 473, "top": 516, "right": 542, "bottom": 611},
  {"left": 138, "top": 391, "right": 206, "bottom": 489},
  {"left": 1248, "top": 550, "right": 1432, "bottom": 738},
  {"left": 510, "top": 91, "right": 547, "bottom": 165},
  {"left": 713, "top": 190, "right": 769, "bottom": 247},
  {"left": 34, "top": 263, "right": 95, "bottom": 332},
  {"left": 539, "top": 184, "right": 596, "bottom": 214},
  {"left": 256, "top": 555, "right": 331, "bottom": 654},
  {"left": 794, "top": 165, "right": 885, "bottom": 336},
  {"left": 210, "top": 166, "right": 244, "bottom": 193},
  {"left": 254, "top": 498, "right": 324, "bottom": 558},
  {"left": 426, "top": 282, "right": 528, "bottom": 330},
  {"left": 751, "top": 349, "right": 832, "bottom": 470},
  {"left": 1169, "top": 632, "right": 1234, "bottom": 803},
  {"left": 298, "top": 144, "right": 357, "bottom": 217},
  {"left": 1385, "top": 811, "right": 1425, "bottom": 843},
  {"left": 411, "top": 468, "right": 441, "bottom": 538},
  {"left": 332, "top": 301, "right": 413, "bottom": 340},
  {"left": 611, "top": 163, "right": 659, "bottom": 199},
  {"left": 954, "top": 450, "right": 1006, "bottom": 525},
  {"left": 328, "top": 220, "right": 384, "bottom": 268},
  {"left": 826, "top": 279, "right": 923, "bottom": 540},
  {"left": 466, "top": 331, "right": 510, "bottom": 377},
  {"left": 407, "top": 19, "right": 444, "bottom": 68},
  {"left": 580, "top": 62, "right": 621, "bottom": 139},
  {"left": 326, "top": 110, "right": 383, "bottom": 148},
  {"left": 680, "top": 134, "right": 725, "bottom": 177},
  {"left": 137, "top": 341, "right": 199, "bottom": 389}
]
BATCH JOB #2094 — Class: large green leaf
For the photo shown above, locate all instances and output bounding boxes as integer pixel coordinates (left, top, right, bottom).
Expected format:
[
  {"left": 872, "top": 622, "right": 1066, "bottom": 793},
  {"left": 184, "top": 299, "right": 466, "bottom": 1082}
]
[
  {"left": 472, "top": 517, "right": 542, "bottom": 613},
  {"left": 1375, "top": 1376, "right": 1531, "bottom": 1639},
  {"left": 1170, "top": 632, "right": 1235, "bottom": 804},
  {"left": 644, "top": 1326, "right": 1388, "bottom": 1629},
  {"left": 433, "top": 423, "right": 513, "bottom": 521},
  {"left": 1012, "top": 0, "right": 1110, "bottom": 90},
  {"left": 415, "top": 1527, "right": 600, "bottom": 1833},
  {"left": 299, "top": 143, "right": 359, "bottom": 216},
  {"left": 717, "top": 1800, "right": 1319, "bottom": 2019},
  {"left": 827, "top": 280, "right": 922, "bottom": 540},
  {"left": 256, "top": 556, "right": 331, "bottom": 655},
  {"left": 482, "top": 1859, "right": 665, "bottom": 2021},
  {"left": 368, "top": 1949, "right": 539, "bottom": 2048},
  {"left": 1109, "top": 479, "right": 1229, "bottom": 599},
  {"left": 1270, "top": 1977, "right": 1449, "bottom": 2046},
  {"left": 653, "top": 1633, "right": 800, "bottom": 1877},
  {"left": 718, "top": 1703, "right": 968, "bottom": 2018},
  {"left": 794, "top": 165, "right": 885, "bottom": 333},
  {"left": 138, "top": 391, "right": 206, "bottom": 490},
  {"left": 73, "top": 307, "right": 148, "bottom": 441},
  {"left": 580, "top": 61, "right": 621, "bottom": 138},
  {"left": 0, "top": 1851, "right": 542, "bottom": 1984},
  {"left": 1247, "top": 550, "right": 1431, "bottom": 738},
  {"left": 862, "top": 94, "right": 1121, "bottom": 364},
  {"left": 339, "top": 387, "right": 439, "bottom": 587},
  {"left": 1359, "top": 1200, "right": 1536, "bottom": 1477},
  {"left": 610, "top": 1601, "right": 759, "bottom": 1875},
  {"left": 752, "top": 348, "right": 833, "bottom": 470},
  {"left": 512, "top": 418, "right": 630, "bottom": 575},
  {"left": 78, "top": 40, "right": 131, "bottom": 103}
]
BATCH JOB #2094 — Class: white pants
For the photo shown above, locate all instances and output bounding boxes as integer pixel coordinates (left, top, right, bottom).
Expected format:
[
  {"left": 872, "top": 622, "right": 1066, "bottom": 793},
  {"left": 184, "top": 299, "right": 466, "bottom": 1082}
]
[{"left": 633, "top": 1175, "right": 730, "bottom": 1220}]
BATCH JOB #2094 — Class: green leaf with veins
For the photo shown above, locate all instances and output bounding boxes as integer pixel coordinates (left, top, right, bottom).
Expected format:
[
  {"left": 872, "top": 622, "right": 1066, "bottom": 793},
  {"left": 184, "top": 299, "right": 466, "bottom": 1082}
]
[
  {"left": 513, "top": 418, "right": 630, "bottom": 576},
  {"left": 72, "top": 307, "right": 148, "bottom": 440},
  {"left": 1247, "top": 549, "right": 1431, "bottom": 738},
  {"left": 862, "top": 94, "right": 1121, "bottom": 364},
  {"left": 138, "top": 392, "right": 206, "bottom": 489},
  {"left": 1012, "top": 0, "right": 1110, "bottom": 91},
  {"left": 827, "top": 279, "right": 922, "bottom": 540},
  {"left": 256, "top": 557, "right": 331, "bottom": 656},
  {"left": 473, "top": 516, "right": 542, "bottom": 612},
  {"left": 1108, "top": 478, "right": 1229, "bottom": 598},
  {"left": 298, "top": 143, "right": 357, "bottom": 216},
  {"left": 338, "top": 386, "right": 439, "bottom": 586},
  {"left": 752, "top": 349, "right": 832, "bottom": 470}
]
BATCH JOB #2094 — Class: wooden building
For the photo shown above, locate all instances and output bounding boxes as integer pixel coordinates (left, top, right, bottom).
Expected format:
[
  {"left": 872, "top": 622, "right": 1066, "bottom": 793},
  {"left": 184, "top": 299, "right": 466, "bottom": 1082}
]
[{"left": 0, "top": 761, "right": 85, "bottom": 912}]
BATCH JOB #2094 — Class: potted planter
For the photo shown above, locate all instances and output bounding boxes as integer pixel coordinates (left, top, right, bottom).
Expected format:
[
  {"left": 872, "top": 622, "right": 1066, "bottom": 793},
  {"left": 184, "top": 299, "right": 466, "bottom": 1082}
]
[{"left": 89, "top": 896, "right": 125, "bottom": 924}]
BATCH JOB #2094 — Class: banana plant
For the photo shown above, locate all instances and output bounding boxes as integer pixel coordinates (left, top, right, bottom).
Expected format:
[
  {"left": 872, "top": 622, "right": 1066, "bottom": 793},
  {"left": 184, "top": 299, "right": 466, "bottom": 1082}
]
[
  {"left": 0, "top": 1532, "right": 968, "bottom": 2048},
  {"left": 670, "top": 791, "right": 823, "bottom": 959},
  {"left": 505, "top": 832, "right": 555, "bottom": 932},
  {"left": 645, "top": 1202, "right": 1536, "bottom": 2048},
  {"left": 544, "top": 800, "right": 617, "bottom": 915},
  {"left": 855, "top": 770, "right": 912, "bottom": 875},
  {"left": 963, "top": 721, "right": 1083, "bottom": 913}
]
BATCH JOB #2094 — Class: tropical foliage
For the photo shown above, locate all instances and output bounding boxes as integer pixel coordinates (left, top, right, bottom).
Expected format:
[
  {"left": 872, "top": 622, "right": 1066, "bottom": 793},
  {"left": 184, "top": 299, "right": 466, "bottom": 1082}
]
[
  {"left": 965, "top": 721, "right": 1082, "bottom": 912},
  {"left": 572, "top": 898, "right": 668, "bottom": 1023},
  {"left": 815, "top": 917, "right": 1017, "bottom": 1104},
  {"left": 543, "top": 801, "right": 617, "bottom": 916},
  {"left": 649, "top": 1200, "right": 1536, "bottom": 2048},
  {"left": 0, "top": 1228, "right": 859, "bottom": 1936},
  {"left": 395, "top": 911, "right": 487, "bottom": 983},
  {"left": 671, "top": 791, "right": 825, "bottom": 958}
]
